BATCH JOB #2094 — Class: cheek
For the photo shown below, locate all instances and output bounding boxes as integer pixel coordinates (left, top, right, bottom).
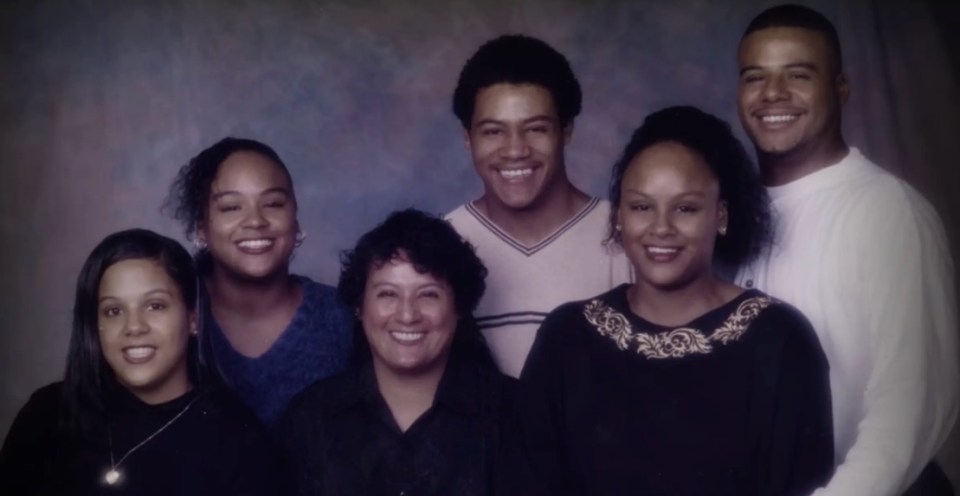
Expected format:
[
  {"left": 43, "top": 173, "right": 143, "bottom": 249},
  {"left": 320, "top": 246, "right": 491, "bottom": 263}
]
[{"left": 359, "top": 303, "right": 392, "bottom": 331}]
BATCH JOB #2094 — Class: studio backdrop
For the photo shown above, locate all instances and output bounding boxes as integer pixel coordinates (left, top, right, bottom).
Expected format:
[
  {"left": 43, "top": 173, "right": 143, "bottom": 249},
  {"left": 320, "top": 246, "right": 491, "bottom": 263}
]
[{"left": 2, "top": 0, "right": 958, "bottom": 484}]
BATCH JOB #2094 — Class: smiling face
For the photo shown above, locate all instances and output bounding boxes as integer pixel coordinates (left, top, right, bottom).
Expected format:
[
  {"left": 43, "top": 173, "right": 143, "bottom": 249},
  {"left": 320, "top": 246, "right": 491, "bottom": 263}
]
[
  {"left": 359, "top": 255, "right": 457, "bottom": 378},
  {"left": 198, "top": 150, "right": 298, "bottom": 281},
  {"left": 617, "top": 141, "right": 726, "bottom": 292},
  {"left": 465, "top": 83, "right": 571, "bottom": 212},
  {"left": 98, "top": 258, "right": 195, "bottom": 404},
  {"left": 738, "top": 27, "right": 848, "bottom": 163}
]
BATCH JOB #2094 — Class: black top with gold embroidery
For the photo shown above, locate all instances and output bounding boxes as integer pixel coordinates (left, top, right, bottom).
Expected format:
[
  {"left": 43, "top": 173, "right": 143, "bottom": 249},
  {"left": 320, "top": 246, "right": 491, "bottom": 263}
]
[{"left": 512, "top": 284, "right": 833, "bottom": 496}]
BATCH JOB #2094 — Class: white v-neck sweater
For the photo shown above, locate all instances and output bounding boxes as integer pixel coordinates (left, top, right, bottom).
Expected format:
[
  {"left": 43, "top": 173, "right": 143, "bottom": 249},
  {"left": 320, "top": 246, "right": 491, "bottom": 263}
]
[{"left": 447, "top": 197, "right": 634, "bottom": 378}]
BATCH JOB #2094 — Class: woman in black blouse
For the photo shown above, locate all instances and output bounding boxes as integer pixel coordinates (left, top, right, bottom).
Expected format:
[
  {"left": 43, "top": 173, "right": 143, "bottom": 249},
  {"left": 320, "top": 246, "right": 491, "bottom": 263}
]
[
  {"left": 280, "top": 209, "right": 515, "bottom": 496},
  {"left": 0, "top": 229, "right": 287, "bottom": 495},
  {"left": 514, "top": 106, "right": 833, "bottom": 495}
]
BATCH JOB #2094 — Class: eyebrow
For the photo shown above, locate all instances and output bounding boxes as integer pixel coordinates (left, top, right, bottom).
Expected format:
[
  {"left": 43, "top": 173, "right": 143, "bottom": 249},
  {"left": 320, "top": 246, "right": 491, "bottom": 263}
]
[
  {"left": 623, "top": 189, "right": 708, "bottom": 198},
  {"left": 474, "top": 115, "right": 556, "bottom": 127},
  {"left": 211, "top": 187, "right": 291, "bottom": 201},
  {"left": 740, "top": 62, "right": 819, "bottom": 75},
  {"left": 98, "top": 289, "right": 174, "bottom": 303}
]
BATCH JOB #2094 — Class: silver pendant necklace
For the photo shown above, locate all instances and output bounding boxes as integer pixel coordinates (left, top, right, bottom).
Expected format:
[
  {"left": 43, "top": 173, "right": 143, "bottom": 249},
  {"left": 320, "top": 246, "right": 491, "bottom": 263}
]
[{"left": 103, "top": 394, "right": 200, "bottom": 486}]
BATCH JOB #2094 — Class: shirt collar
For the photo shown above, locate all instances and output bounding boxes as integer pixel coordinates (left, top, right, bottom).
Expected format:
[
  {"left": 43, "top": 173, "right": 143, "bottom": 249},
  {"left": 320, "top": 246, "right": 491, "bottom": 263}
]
[{"left": 332, "top": 350, "right": 485, "bottom": 417}]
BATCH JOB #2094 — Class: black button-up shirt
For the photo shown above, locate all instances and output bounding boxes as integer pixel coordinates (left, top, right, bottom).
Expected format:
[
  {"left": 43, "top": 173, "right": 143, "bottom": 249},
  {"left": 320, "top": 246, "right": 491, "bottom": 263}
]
[{"left": 280, "top": 353, "right": 516, "bottom": 496}]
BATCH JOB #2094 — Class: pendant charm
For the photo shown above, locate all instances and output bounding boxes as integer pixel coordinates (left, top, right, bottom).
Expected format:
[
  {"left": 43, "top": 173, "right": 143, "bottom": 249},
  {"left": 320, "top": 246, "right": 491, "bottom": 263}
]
[{"left": 105, "top": 469, "right": 120, "bottom": 485}]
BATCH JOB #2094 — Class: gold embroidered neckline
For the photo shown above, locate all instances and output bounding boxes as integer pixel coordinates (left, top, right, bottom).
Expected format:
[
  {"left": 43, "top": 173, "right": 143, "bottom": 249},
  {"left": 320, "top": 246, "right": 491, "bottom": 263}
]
[{"left": 583, "top": 295, "right": 773, "bottom": 359}]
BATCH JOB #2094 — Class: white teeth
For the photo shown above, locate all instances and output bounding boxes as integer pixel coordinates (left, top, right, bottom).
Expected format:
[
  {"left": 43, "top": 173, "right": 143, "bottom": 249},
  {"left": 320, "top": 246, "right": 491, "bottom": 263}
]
[
  {"left": 390, "top": 331, "right": 426, "bottom": 342},
  {"left": 499, "top": 168, "right": 533, "bottom": 179},
  {"left": 761, "top": 114, "right": 798, "bottom": 123},
  {"left": 124, "top": 346, "right": 155, "bottom": 359},
  {"left": 237, "top": 239, "right": 273, "bottom": 249},
  {"left": 647, "top": 246, "right": 679, "bottom": 254}
]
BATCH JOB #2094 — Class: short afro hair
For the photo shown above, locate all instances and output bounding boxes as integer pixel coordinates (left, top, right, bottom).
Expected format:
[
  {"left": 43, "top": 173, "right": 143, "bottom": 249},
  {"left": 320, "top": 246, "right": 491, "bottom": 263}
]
[
  {"left": 742, "top": 4, "right": 843, "bottom": 73},
  {"left": 452, "top": 34, "right": 582, "bottom": 129}
]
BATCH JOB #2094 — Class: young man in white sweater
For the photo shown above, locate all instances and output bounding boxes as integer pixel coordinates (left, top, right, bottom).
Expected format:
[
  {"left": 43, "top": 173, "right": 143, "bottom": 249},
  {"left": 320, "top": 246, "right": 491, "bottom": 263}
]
[
  {"left": 446, "top": 35, "right": 632, "bottom": 378},
  {"left": 735, "top": 4, "right": 958, "bottom": 495}
]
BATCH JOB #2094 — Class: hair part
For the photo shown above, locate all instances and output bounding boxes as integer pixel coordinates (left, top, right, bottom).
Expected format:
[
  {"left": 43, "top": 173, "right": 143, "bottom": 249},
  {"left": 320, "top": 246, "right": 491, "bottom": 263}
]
[
  {"left": 742, "top": 4, "right": 843, "bottom": 73},
  {"left": 60, "top": 228, "right": 199, "bottom": 442},
  {"left": 163, "top": 137, "right": 295, "bottom": 275},
  {"left": 452, "top": 34, "right": 582, "bottom": 129},
  {"left": 607, "top": 106, "right": 773, "bottom": 267},
  {"left": 338, "top": 209, "right": 492, "bottom": 367}
]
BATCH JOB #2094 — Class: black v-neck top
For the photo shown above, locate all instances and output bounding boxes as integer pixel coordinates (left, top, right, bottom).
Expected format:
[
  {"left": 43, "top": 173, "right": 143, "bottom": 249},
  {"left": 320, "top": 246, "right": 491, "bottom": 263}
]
[{"left": 512, "top": 284, "right": 834, "bottom": 496}]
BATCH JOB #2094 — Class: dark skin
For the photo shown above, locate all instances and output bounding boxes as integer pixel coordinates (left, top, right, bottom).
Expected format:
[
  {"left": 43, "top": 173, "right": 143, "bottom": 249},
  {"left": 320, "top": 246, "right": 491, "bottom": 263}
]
[
  {"left": 738, "top": 27, "right": 850, "bottom": 186},
  {"left": 464, "top": 83, "right": 590, "bottom": 245},
  {"left": 197, "top": 151, "right": 303, "bottom": 358}
]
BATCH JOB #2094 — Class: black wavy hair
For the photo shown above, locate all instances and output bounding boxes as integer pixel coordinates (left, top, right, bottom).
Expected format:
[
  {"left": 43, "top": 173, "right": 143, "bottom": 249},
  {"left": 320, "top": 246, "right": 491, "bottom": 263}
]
[
  {"left": 743, "top": 4, "right": 843, "bottom": 73},
  {"left": 452, "top": 34, "right": 582, "bottom": 129},
  {"left": 338, "top": 209, "right": 492, "bottom": 367},
  {"left": 61, "top": 228, "right": 199, "bottom": 442},
  {"left": 607, "top": 106, "right": 773, "bottom": 267},
  {"left": 163, "top": 137, "right": 295, "bottom": 275}
]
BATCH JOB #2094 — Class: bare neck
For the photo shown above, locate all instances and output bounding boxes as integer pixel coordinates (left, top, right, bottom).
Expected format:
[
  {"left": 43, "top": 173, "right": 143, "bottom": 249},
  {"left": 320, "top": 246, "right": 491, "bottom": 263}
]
[
  {"left": 759, "top": 136, "right": 849, "bottom": 186},
  {"left": 476, "top": 181, "right": 590, "bottom": 246},
  {"left": 373, "top": 360, "right": 447, "bottom": 433},
  {"left": 627, "top": 274, "right": 742, "bottom": 328}
]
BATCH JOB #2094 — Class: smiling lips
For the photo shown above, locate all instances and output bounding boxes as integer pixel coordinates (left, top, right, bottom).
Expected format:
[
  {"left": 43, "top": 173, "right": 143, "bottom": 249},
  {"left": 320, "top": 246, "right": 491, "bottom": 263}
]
[
  {"left": 236, "top": 238, "right": 274, "bottom": 253},
  {"left": 390, "top": 330, "right": 427, "bottom": 344},
  {"left": 645, "top": 245, "right": 681, "bottom": 262},
  {"left": 497, "top": 167, "right": 534, "bottom": 181},
  {"left": 122, "top": 345, "right": 156, "bottom": 364},
  {"left": 756, "top": 111, "right": 802, "bottom": 128}
]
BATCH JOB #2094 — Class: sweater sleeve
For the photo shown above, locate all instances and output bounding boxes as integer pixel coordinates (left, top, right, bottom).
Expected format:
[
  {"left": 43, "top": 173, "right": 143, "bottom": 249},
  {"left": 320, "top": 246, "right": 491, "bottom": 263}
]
[
  {"left": 0, "top": 384, "right": 61, "bottom": 496},
  {"left": 755, "top": 308, "right": 834, "bottom": 496},
  {"left": 815, "top": 185, "right": 959, "bottom": 496},
  {"left": 511, "top": 305, "right": 577, "bottom": 496}
]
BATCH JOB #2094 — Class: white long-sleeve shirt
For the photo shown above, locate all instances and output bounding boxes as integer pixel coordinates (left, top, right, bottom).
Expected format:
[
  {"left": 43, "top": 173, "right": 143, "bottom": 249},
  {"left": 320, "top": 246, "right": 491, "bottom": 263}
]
[{"left": 737, "top": 148, "right": 958, "bottom": 496}]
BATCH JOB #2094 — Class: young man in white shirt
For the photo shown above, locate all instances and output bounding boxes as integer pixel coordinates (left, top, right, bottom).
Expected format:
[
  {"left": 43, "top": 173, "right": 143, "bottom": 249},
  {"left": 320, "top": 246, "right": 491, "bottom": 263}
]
[
  {"left": 735, "top": 5, "right": 959, "bottom": 495},
  {"left": 446, "top": 35, "right": 632, "bottom": 378}
]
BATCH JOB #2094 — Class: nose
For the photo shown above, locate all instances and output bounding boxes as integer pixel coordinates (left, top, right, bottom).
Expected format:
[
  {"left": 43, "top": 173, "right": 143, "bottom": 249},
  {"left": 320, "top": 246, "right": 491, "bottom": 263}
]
[
  {"left": 500, "top": 130, "right": 531, "bottom": 160},
  {"left": 243, "top": 206, "right": 268, "bottom": 228},
  {"left": 762, "top": 74, "right": 789, "bottom": 102},
  {"left": 124, "top": 311, "right": 148, "bottom": 336},
  {"left": 651, "top": 211, "right": 676, "bottom": 237},
  {"left": 396, "top": 296, "right": 422, "bottom": 325}
]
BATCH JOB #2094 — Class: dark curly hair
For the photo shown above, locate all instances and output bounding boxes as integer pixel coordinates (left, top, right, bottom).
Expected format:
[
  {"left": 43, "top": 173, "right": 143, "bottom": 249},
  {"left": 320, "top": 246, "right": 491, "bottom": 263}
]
[
  {"left": 452, "top": 34, "right": 582, "bottom": 129},
  {"left": 163, "top": 137, "right": 295, "bottom": 274},
  {"left": 338, "top": 209, "right": 492, "bottom": 366},
  {"left": 743, "top": 4, "right": 842, "bottom": 73},
  {"left": 607, "top": 106, "right": 773, "bottom": 267}
]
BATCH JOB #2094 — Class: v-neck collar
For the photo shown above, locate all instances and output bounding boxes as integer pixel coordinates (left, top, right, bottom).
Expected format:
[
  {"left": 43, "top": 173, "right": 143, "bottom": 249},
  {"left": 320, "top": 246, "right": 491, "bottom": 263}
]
[{"left": 464, "top": 197, "right": 600, "bottom": 257}]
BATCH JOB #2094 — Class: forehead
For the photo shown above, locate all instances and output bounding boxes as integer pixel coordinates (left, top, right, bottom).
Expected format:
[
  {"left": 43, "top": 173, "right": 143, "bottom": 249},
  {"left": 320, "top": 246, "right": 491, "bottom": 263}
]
[
  {"left": 212, "top": 151, "right": 291, "bottom": 192},
  {"left": 623, "top": 141, "right": 718, "bottom": 190},
  {"left": 367, "top": 257, "right": 447, "bottom": 287},
  {"left": 738, "top": 27, "right": 835, "bottom": 70},
  {"left": 99, "top": 258, "right": 179, "bottom": 297},
  {"left": 472, "top": 83, "right": 558, "bottom": 122}
]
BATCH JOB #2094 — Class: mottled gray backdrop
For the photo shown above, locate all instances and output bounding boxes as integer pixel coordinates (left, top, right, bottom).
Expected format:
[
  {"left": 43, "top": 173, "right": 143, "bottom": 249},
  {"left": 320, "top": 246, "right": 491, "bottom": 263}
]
[{"left": 2, "top": 0, "right": 959, "bottom": 483}]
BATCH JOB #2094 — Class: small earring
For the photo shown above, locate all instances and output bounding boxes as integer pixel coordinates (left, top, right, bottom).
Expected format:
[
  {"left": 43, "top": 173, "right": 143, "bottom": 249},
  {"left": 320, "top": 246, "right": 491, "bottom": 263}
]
[
  {"left": 615, "top": 224, "right": 622, "bottom": 232},
  {"left": 718, "top": 226, "right": 727, "bottom": 236},
  {"left": 295, "top": 230, "right": 307, "bottom": 247},
  {"left": 193, "top": 238, "right": 207, "bottom": 250}
]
